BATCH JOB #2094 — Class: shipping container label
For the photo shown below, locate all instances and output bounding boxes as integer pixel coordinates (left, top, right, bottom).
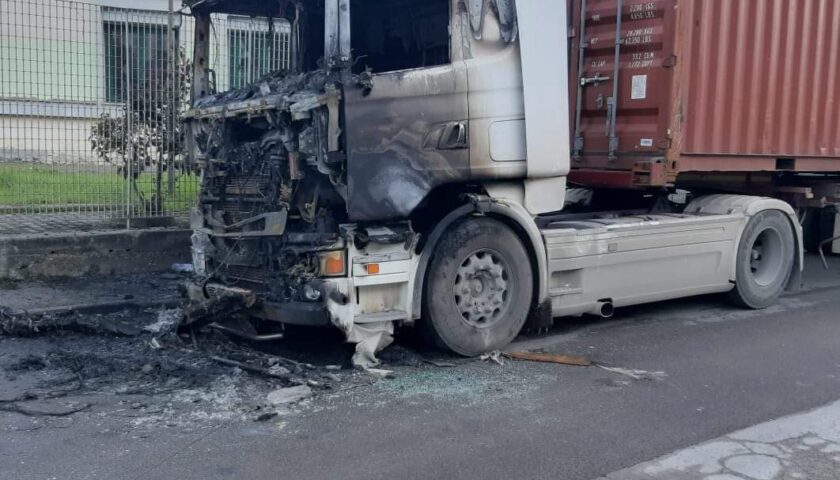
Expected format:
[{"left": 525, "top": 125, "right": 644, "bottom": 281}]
[
  {"left": 631, "top": 75, "right": 648, "bottom": 100},
  {"left": 629, "top": 2, "right": 657, "bottom": 20},
  {"left": 629, "top": 52, "right": 656, "bottom": 69},
  {"left": 625, "top": 27, "right": 655, "bottom": 46}
]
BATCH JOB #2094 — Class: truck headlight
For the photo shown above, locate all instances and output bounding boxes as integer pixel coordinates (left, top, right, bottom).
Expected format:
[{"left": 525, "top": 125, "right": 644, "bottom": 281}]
[
  {"left": 303, "top": 284, "right": 322, "bottom": 301},
  {"left": 318, "top": 251, "right": 346, "bottom": 277}
]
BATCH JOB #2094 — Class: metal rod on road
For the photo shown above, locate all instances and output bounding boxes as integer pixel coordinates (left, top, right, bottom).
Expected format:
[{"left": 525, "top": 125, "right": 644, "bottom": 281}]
[{"left": 819, "top": 235, "right": 840, "bottom": 270}]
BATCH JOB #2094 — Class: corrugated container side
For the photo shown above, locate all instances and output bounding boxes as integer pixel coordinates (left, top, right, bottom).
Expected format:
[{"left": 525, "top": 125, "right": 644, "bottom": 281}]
[
  {"left": 678, "top": 0, "right": 840, "bottom": 165},
  {"left": 569, "top": 0, "right": 840, "bottom": 188}
]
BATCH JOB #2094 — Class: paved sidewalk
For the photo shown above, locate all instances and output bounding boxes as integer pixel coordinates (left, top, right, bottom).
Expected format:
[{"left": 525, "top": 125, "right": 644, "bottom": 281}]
[{"left": 602, "top": 400, "right": 840, "bottom": 480}]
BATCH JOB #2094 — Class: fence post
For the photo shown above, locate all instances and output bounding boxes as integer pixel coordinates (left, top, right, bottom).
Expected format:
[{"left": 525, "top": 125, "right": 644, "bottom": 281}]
[
  {"left": 191, "top": 12, "right": 211, "bottom": 103},
  {"left": 167, "top": 0, "right": 176, "bottom": 197},
  {"left": 124, "top": 15, "right": 132, "bottom": 230}
]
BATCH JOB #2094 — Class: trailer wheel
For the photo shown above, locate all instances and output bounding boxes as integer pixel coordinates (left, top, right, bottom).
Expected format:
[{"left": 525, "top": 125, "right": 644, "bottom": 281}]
[
  {"left": 729, "top": 210, "right": 795, "bottom": 309},
  {"left": 422, "top": 217, "right": 533, "bottom": 356}
]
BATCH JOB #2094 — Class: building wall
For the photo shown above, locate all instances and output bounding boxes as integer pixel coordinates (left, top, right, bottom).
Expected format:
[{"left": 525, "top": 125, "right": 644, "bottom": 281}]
[
  {"left": 1, "top": 0, "right": 103, "bottom": 103},
  {"left": 1, "top": 116, "right": 100, "bottom": 163},
  {"left": 0, "top": 0, "right": 178, "bottom": 163},
  {"left": 0, "top": 0, "right": 289, "bottom": 165}
]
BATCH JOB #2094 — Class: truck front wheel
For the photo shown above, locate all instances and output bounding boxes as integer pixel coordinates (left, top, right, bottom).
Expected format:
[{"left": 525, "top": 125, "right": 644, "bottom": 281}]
[
  {"left": 422, "top": 217, "right": 533, "bottom": 356},
  {"left": 729, "top": 210, "right": 796, "bottom": 309}
]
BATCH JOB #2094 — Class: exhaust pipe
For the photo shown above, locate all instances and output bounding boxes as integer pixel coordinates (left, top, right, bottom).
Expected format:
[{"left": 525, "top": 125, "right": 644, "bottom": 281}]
[{"left": 590, "top": 301, "right": 615, "bottom": 318}]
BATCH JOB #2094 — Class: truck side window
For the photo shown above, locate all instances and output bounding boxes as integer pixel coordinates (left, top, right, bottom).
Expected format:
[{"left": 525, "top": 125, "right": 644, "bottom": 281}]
[{"left": 350, "top": 0, "right": 450, "bottom": 74}]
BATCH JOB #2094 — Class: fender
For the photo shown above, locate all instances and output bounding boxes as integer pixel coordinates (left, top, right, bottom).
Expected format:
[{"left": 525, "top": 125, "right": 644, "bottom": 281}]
[
  {"left": 410, "top": 194, "right": 549, "bottom": 320},
  {"left": 684, "top": 195, "right": 804, "bottom": 291}
]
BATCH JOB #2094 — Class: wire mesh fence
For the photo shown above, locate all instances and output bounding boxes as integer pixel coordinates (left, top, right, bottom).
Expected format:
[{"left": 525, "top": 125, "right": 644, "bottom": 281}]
[{"left": 0, "top": 0, "right": 291, "bottom": 233}]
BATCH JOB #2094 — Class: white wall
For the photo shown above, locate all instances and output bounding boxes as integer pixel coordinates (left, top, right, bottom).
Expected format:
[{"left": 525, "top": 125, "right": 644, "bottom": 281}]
[
  {"left": 0, "top": 116, "right": 101, "bottom": 163},
  {"left": 96, "top": 0, "right": 179, "bottom": 11}
]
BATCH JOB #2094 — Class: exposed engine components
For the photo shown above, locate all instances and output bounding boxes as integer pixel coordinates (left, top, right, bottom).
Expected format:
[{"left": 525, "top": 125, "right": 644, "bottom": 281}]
[{"left": 184, "top": 69, "right": 348, "bottom": 305}]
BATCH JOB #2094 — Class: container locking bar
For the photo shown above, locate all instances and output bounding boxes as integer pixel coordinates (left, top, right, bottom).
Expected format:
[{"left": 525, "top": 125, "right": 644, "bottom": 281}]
[
  {"left": 607, "top": 0, "right": 624, "bottom": 161},
  {"left": 572, "top": 0, "right": 589, "bottom": 159}
]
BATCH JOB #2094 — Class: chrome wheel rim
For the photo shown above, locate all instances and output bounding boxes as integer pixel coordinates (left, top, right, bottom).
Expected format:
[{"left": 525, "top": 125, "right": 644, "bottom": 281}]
[{"left": 452, "top": 249, "right": 512, "bottom": 328}]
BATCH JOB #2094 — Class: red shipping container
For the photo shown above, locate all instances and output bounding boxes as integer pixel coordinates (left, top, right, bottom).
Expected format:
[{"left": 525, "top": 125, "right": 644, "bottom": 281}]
[{"left": 568, "top": 0, "right": 840, "bottom": 189}]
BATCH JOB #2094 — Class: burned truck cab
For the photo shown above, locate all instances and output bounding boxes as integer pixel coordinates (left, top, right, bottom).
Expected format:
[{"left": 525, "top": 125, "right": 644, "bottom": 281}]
[{"left": 183, "top": 0, "right": 568, "bottom": 364}]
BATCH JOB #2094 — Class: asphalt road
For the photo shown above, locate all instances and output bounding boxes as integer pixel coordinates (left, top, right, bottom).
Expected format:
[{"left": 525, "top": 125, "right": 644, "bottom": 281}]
[{"left": 3, "top": 257, "right": 840, "bottom": 480}]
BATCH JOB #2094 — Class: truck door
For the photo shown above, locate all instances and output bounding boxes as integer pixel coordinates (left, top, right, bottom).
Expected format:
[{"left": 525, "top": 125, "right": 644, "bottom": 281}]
[
  {"left": 463, "top": 1, "right": 571, "bottom": 214},
  {"left": 463, "top": 0, "right": 526, "bottom": 180},
  {"left": 343, "top": 0, "right": 469, "bottom": 222}
]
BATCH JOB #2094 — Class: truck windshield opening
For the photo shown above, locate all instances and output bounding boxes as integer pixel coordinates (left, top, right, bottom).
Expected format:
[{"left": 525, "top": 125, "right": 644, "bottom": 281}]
[{"left": 350, "top": 0, "right": 450, "bottom": 74}]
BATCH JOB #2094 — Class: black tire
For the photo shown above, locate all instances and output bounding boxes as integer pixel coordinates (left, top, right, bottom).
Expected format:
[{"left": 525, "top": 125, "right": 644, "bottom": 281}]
[
  {"left": 728, "top": 210, "right": 796, "bottom": 309},
  {"left": 421, "top": 217, "right": 533, "bottom": 356}
]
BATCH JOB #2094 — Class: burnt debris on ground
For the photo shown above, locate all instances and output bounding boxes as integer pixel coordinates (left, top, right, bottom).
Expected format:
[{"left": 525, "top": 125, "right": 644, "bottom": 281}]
[
  {"left": 0, "top": 300, "right": 368, "bottom": 430},
  {"left": 0, "top": 287, "right": 466, "bottom": 433}
]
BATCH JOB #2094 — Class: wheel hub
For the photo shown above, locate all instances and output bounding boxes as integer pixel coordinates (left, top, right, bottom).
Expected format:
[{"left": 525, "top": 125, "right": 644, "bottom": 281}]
[
  {"left": 453, "top": 250, "right": 511, "bottom": 328},
  {"left": 749, "top": 227, "right": 784, "bottom": 287}
]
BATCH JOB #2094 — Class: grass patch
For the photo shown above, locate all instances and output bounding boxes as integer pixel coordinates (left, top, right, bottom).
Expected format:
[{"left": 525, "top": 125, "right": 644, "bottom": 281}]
[{"left": 0, "top": 164, "right": 198, "bottom": 214}]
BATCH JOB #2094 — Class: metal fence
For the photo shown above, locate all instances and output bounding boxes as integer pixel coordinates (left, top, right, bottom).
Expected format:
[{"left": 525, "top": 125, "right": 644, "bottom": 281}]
[{"left": 0, "top": 0, "right": 291, "bottom": 233}]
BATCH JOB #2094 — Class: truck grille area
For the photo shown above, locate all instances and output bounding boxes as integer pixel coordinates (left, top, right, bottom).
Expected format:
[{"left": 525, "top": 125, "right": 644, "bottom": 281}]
[
  {"left": 187, "top": 70, "right": 348, "bottom": 304},
  {"left": 218, "top": 264, "right": 269, "bottom": 285},
  {"left": 222, "top": 175, "right": 271, "bottom": 198}
]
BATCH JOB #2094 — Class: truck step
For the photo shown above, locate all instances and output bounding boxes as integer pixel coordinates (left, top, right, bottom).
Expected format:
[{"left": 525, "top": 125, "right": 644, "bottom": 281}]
[{"left": 355, "top": 310, "right": 409, "bottom": 324}]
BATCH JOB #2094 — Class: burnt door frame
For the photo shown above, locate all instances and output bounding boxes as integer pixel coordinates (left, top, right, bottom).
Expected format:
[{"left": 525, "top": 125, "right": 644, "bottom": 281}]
[{"left": 343, "top": 0, "right": 470, "bottom": 222}]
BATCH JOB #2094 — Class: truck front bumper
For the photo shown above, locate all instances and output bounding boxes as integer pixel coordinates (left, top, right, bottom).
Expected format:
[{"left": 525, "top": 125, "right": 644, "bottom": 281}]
[{"left": 191, "top": 281, "right": 347, "bottom": 328}]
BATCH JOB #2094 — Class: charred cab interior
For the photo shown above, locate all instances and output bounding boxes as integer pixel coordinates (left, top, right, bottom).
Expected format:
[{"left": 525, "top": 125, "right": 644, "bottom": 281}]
[{"left": 350, "top": 0, "right": 451, "bottom": 74}]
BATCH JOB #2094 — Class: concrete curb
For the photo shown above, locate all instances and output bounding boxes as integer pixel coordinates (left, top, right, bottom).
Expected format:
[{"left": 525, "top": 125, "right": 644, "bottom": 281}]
[
  {"left": 5, "top": 298, "right": 184, "bottom": 318},
  {"left": 0, "top": 228, "right": 191, "bottom": 280}
]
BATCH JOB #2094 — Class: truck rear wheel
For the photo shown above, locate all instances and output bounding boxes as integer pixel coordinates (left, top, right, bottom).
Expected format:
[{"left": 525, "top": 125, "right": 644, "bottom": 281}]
[
  {"left": 422, "top": 217, "right": 533, "bottom": 356},
  {"left": 729, "top": 210, "right": 795, "bottom": 309}
]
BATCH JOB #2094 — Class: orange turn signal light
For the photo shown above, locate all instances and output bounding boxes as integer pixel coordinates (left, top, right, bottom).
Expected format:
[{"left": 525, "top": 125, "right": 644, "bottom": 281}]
[
  {"left": 318, "top": 251, "right": 346, "bottom": 277},
  {"left": 365, "top": 263, "right": 380, "bottom": 275}
]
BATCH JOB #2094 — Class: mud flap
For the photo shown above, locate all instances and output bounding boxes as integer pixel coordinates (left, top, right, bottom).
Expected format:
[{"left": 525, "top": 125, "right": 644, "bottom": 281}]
[
  {"left": 346, "top": 322, "right": 394, "bottom": 368},
  {"left": 524, "top": 299, "right": 553, "bottom": 332}
]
